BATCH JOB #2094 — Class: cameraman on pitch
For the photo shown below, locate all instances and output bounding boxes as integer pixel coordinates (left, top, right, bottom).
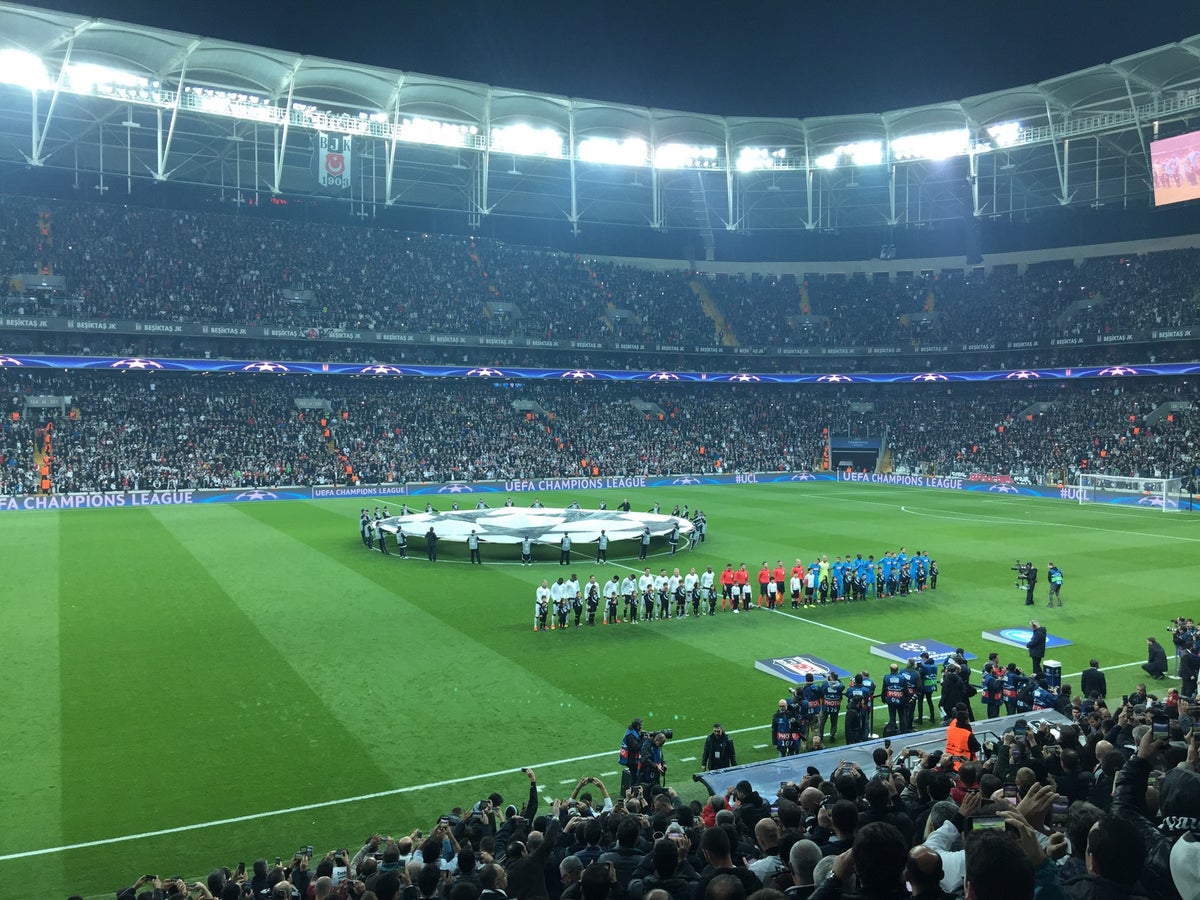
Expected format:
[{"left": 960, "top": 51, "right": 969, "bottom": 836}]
[
  {"left": 639, "top": 731, "right": 668, "bottom": 786},
  {"left": 1022, "top": 561, "right": 1038, "bottom": 606}
]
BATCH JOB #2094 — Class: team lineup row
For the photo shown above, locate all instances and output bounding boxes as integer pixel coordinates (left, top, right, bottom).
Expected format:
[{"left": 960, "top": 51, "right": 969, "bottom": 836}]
[{"left": 531, "top": 550, "right": 940, "bottom": 630}]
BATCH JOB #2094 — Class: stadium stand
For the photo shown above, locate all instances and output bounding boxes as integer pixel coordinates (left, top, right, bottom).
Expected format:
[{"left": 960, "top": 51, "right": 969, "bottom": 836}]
[
  {"left": 2, "top": 374, "right": 1196, "bottom": 494},
  {"left": 3, "top": 196, "right": 1200, "bottom": 369}
]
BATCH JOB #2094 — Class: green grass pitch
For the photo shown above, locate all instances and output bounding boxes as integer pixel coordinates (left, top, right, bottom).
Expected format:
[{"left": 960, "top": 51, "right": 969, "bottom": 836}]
[{"left": 1, "top": 481, "right": 1195, "bottom": 898}]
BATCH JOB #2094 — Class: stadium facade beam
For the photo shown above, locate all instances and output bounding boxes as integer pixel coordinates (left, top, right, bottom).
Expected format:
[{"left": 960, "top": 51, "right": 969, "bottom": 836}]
[
  {"left": 271, "top": 58, "right": 303, "bottom": 194},
  {"left": 154, "top": 40, "right": 198, "bottom": 181},
  {"left": 568, "top": 103, "right": 579, "bottom": 235}
]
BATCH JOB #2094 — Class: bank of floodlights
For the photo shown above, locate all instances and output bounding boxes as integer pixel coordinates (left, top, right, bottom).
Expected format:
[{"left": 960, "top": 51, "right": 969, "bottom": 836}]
[
  {"left": 735, "top": 146, "right": 787, "bottom": 171},
  {"left": 986, "top": 121, "right": 1022, "bottom": 149},
  {"left": 653, "top": 142, "right": 719, "bottom": 170},
  {"left": 398, "top": 116, "right": 477, "bottom": 148},
  {"left": 490, "top": 123, "right": 564, "bottom": 158},
  {"left": 890, "top": 128, "right": 970, "bottom": 161},
  {"left": 0, "top": 48, "right": 49, "bottom": 91},
  {"left": 811, "top": 140, "right": 883, "bottom": 171},
  {"left": 577, "top": 136, "right": 649, "bottom": 166}
]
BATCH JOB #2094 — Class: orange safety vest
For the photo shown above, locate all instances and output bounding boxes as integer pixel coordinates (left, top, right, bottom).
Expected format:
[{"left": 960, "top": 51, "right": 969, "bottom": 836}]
[{"left": 945, "top": 722, "right": 976, "bottom": 769}]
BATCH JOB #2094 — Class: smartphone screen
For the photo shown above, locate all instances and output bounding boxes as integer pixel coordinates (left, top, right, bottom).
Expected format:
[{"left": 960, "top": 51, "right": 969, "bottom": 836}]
[
  {"left": 1003, "top": 784, "right": 1018, "bottom": 799},
  {"left": 969, "top": 815, "right": 1006, "bottom": 830},
  {"left": 1153, "top": 718, "right": 1169, "bottom": 737}
]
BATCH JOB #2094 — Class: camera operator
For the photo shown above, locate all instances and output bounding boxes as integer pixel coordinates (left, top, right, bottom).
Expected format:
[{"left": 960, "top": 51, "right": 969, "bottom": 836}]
[
  {"left": 619, "top": 719, "right": 645, "bottom": 789},
  {"left": 1015, "top": 561, "right": 1038, "bottom": 606},
  {"left": 639, "top": 731, "right": 669, "bottom": 786}
]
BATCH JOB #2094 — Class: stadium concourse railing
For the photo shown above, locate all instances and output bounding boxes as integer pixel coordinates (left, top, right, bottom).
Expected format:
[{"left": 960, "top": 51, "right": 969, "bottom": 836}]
[{"left": 2, "top": 471, "right": 1196, "bottom": 512}]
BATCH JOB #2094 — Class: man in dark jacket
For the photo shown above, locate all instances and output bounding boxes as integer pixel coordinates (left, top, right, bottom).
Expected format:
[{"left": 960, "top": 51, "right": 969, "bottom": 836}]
[
  {"left": 1110, "top": 730, "right": 1200, "bottom": 900},
  {"left": 1026, "top": 621, "right": 1048, "bottom": 676},
  {"left": 1060, "top": 814, "right": 1150, "bottom": 899},
  {"left": 1080, "top": 660, "right": 1107, "bottom": 700},
  {"left": 701, "top": 723, "right": 737, "bottom": 771},
  {"left": 1143, "top": 637, "right": 1169, "bottom": 680},
  {"left": 627, "top": 839, "right": 696, "bottom": 900},
  {"left": 504, "top": 816, "right": 561, "bottom": 900},
  {"left": 731, "top": 780, "right": 771, "bottom": 836},
  {"left": 597, "top": 817, "right": 646, "bottom": 891},
  {"left": 938, "top": 664, "right": 968, "bottom": 725}
]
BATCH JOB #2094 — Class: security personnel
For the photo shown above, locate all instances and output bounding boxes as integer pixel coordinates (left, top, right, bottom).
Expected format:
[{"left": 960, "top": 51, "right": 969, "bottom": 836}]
[
  {"left": 860, "top": 670, "right": 877, "bottom": 738},
  {"left": 882, "top": 664, "right": 909, "bottom": 735},
  {"left": 821, "top": 672, "right": 846, "bottom": 741},
  {"left": 772, "top": 699, "right": 798, "bottom": 756},
  {"left": 801, "top": 673, "right": 825, "bottom": 740},
  {"left": 900, "top": 659, "right": 921, "bottom": 732},
  {"left": 918, "top": 653, "right": 939, "bottom": 724},
  {"left": 943, "top": 709, "right": 979, "bottom": 771},
  {"left": 559, "top": 533, "right": 573, "bottom": 565},
  {"left": 1047, "top": 563, "right": 1064, "bottom": 607},
  {"left": 701, "top": 723, "right": 737, "bottom": 771},
  {"left": 1002, "top": 662, "right": 1024, "bottom": 715},
  {"left": 1031, "top": 679, "right": 1058, "bottom": 711},
  {"left": 981, "top": 663, "right": 1004, "bottom": 719},
  {"left": 844, "top": 674, "right": 872, "bottom": 744}
]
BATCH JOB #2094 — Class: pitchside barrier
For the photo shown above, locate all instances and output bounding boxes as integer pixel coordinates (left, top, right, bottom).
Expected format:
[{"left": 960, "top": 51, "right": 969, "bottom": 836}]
[
  {"left": 690, "top": 709, "right": 1074, "bottom": 801},
  {"left": 1, "top": 471, "right": 1195, "bottom": 512}
]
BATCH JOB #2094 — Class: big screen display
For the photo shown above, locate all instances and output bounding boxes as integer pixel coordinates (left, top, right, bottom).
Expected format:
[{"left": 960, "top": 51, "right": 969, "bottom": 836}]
[{"left": 1151, "top": 130, "right": 1200, "bottom": 206}]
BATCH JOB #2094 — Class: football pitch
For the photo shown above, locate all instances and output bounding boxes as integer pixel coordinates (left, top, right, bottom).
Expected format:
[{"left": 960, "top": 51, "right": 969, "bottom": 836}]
[{"left": 2, "top": 481, "right": 1196, "bottom": 898}]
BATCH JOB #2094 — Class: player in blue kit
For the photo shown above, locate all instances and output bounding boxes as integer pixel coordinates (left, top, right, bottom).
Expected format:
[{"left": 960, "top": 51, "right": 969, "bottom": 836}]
[
  {"left": 881, "top": 553, "right": 895, "bottom": 597},
  {"left": 865, "top": 556, "right": 878, "bottom": 598}
]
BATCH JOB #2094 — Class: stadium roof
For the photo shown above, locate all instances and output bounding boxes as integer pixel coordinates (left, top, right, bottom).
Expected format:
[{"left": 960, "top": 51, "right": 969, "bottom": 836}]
[{"left": 1, "top": 0, "right": 1199, "bottom": 242}]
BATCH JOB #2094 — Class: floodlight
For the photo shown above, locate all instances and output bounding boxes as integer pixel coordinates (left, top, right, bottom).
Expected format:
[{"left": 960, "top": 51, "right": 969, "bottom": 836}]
[
  {"left": 839, "top": 140, "right": 883, "bottom": 167},
  {"left": 736, "top": 147, "right": 778, "bottom": 172},
  {"left": 491, "top": 123, "right": 564, "bottom": 158},
  {"left": 0, "top": 49, "right": 50, "bottom": 91},
  {"left": 577, "top": 136, "right": 648, "bottom": 166},
  {"left": 653, "top": 142, "right": 719, "bottom": 170},
  {"left": 890, "top": 128, "right": 970, "bottom": 161},
  {"left": 986, "top": 121, "right": 1021, "bottom": 149},
  {"left": 398, "top": 116, "right": 471, "bottom": 148},
  {"left": 814, "top": 153, "right": 838, "bottom": 170},
  {"left": 65, "top": 62, "right": 148, "bottom": 94}
]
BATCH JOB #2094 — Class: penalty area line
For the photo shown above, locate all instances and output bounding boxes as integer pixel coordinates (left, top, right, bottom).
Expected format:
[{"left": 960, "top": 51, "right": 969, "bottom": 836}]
[{"left": 0, "top": 722, "right": 763, "bottom": 862}]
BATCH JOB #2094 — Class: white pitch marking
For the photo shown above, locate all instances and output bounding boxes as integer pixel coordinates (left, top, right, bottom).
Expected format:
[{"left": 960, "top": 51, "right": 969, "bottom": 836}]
[
  {"left": 678, "top": 756, "right": 697, "bottom": 762},
  {"left": 768, "top": 607, "right": 881, "bottom": 643},
  {"left": 899, "top": 506, "right": 1200, "bottom": 543},
  {"left": 0, "top": 722, "right": 764, "bottom": 861}
]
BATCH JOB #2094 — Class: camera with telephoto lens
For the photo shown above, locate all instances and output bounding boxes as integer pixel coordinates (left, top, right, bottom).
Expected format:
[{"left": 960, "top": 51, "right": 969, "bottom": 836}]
[{"left": 660, "top": 729, "right": 673, "bottom": 740}]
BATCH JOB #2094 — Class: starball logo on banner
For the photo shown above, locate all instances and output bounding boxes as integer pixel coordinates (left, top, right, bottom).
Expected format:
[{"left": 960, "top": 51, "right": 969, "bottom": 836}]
[{"left": 316, "top": 133, "right": 352, "bottom": 190}]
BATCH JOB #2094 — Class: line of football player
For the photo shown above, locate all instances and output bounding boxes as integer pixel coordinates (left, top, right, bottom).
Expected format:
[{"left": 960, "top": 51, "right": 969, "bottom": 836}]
[{"left": 531, "top": 550, "right": 938, "bottom": 630}]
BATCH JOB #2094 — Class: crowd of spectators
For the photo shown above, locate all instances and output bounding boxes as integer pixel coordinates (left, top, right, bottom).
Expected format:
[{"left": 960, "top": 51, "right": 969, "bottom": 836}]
[
  {"left": 1, "top": 373, "right": 1196, "bottom": 494},
  {"left": 99, "top": 693, "right": 1200, "bottom": 900},
  {"left": 3, "top": 194, "right": 1200, "bottom": 356}
]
